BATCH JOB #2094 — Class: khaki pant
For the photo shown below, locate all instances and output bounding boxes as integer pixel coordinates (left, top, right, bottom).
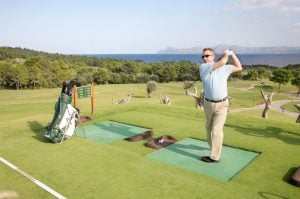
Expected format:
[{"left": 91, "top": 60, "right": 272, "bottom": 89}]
[{"left": 203, "top": 99, "right": 229, "bottom": 161}]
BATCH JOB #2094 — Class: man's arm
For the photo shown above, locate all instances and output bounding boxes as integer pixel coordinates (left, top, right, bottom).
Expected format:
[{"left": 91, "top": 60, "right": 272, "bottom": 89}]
[
  {"left": 213, "top": 52, "right": 229, "bottom": 70},
  {"left": 231, "top": 52, "right": 242, "bottom": 72}
]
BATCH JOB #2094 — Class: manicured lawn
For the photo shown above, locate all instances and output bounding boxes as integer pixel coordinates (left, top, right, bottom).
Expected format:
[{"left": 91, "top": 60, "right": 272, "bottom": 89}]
[
  {"left": 282, "top": 102, "right": 299, "bottom": 112},
  {"left": 0, "top": 81, "right": 299, "bottom": 199}
]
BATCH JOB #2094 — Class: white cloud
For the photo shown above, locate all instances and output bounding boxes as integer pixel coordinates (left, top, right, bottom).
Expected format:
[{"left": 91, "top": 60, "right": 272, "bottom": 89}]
[
  {"left": 231, "top": 0, "right": 300, "bottom": 17},
  {"left": 280, "top": 6, "right": 300, "bottom": 13},
  {"left": 291, "top": 22, "right": 300, "bottom": 32},
  {"left": 295, "top": 22, "right": 300, "bottom": 27},
  {"left": 232, "top": 0, "right": 283, "bottom": 11}
]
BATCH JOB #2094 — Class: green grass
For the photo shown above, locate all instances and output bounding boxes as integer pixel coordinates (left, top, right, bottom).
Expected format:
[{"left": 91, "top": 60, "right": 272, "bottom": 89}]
[
  {"left": 0, "top": 81, "right": 299, "bottom": 199},
  {"left": 282, "top": 102, "right": 299, "bottom": 112}
]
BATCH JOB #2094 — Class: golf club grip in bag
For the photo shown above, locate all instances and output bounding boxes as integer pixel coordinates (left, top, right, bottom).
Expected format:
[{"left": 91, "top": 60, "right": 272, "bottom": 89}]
[{"left": 44, "top": 80, "right": 80, "bottom": 143}]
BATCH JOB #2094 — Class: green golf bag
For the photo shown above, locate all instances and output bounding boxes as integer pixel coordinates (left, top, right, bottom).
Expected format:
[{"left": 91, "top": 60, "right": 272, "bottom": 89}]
[{"left": 44, "top": 80, "right": 80, "bottom": 143}]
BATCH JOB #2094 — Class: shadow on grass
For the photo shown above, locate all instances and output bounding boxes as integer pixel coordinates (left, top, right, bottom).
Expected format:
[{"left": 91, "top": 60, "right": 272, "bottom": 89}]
[
  {"left": 282, "top": 166, "right": 298, "bottom": 185},
  {"left": 28, "top": 121, "right": 49, "bottom": 143},
  {"left": 133, "top": 95, "right": 147, "bottom": 99},
  {"left": 94, "top": 122, "right": 138, "bottom": 137},
  {"left": 257, "top": 191, "right": 288, "bottom": 199},
  {"left": 166, "top": 143, "right": 209, "bottom": 160},
  {"left": 226, "top": 124, "right": 300, "bottom": 146}
]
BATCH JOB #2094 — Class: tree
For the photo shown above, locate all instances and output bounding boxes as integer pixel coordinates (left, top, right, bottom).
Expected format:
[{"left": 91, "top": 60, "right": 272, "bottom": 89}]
[
  {"left": 53, "top": 60, "right": 74, "bottom": 83},
  {"left": 229, "top": 70, "right": 243, "bottom": 80},
  {"left": 136, "top": 73, "right": 151, "bottom": 83},
  {"left": 24, "top": 56, "right": 57, "bottom": 88},
  {"left": 149, "top": 62, "right": 164, "bottom": 82},
  {"left": 269, "top": 69, "right": 291, "bottom": 91},
  {"left": 0, "top": 61, "right": 13, "bottom": 88},
  {"left": 26, "top": 64, "right": 42, "bottom": 89},
  {"left": 161, "top": 64, "right": 176, "bottom": 83},
  {"left": 159, "top": 95, "right": 171, "bottom": 105},
  {"left": 76, "top": 67, "right": 94, "bottom": 85},
  {"left": 186, "top": 87, "right": 204, "bottom": 109},
  {"left": 109, "top": 73, "right": 122, "bottom": 84},
  {"left": 261, "top": 89, "right": 274, "bottom": 119},
  {"left": 291, "top": 75, "right": 300, "bottom": 97},
  {"left": 146, "top": 81, "right": 156, "bottom": 98},
  {"left": 122, "top": 61, "right": 140, "bottom": 75},
  {"left": 257, "top": 67, "right": 270, "bottom": 80},
  {"left": 119, "top": 72, "right": 130, "bottom": 84},
  {"left": 176, "top": 61, "right": 198, "bottom": 81},
  {"left": 243, "top": 69, "right": 259, "bottom": 80},
  {"left": 94, "top": 68, "right": 110, "bottom": 84},
  {"left": 10, "top": 64, "right": 29, "bottom": 90},
  {"left": 183, "top": 80, "right": 196, "bottom": 96}
]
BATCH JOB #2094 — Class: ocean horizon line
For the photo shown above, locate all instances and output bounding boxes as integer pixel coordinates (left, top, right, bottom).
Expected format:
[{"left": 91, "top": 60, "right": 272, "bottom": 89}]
[
  {"left": 76, "top": 53, "right": 300, "bottom": 55},
  {"left": 75, "top": 53, "right": 300, "bottom": 66}
]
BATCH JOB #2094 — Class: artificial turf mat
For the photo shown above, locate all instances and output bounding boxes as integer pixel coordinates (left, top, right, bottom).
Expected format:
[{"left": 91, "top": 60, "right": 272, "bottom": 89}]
[
  {"left": 75, "top": 120, "right": 150, "bottom": 143},
  {"left": 147, "top": 138, "right": 259, "bottom": 181}
]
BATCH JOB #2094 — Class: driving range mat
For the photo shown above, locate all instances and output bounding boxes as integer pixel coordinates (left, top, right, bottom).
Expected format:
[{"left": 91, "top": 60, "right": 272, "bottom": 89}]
[
  {"left": 147, "top": 137, "right": 259, "bottom": 181},
  {"left": 75, "top": 120, "right": 150, "bottom": 144}
]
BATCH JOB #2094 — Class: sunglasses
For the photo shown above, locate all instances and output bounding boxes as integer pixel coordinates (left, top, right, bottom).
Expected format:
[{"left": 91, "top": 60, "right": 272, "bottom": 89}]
[{"left": 202, "top": 54, "right": 213, "bottom": 59}]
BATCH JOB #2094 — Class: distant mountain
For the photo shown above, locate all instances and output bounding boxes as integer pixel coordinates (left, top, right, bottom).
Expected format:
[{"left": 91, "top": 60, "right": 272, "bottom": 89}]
[
  {"left": 157, "top": 46, "right": 203, "bottom": 54},
  {"left": 158, "top": 45, "right": 300, "bottom": 54}
]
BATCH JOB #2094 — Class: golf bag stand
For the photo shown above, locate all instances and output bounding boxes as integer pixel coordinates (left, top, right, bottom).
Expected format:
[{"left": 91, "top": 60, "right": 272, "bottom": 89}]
[{"left": 44, "top": 80, "right": 80, "bottom": 143}]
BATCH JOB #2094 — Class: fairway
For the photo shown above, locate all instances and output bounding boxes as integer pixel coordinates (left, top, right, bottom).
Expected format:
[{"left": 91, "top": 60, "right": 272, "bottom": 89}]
[
  {"left": 75, "top": 120, "right": 150, "bottom": 143},
  {"left": 147, "top": 138, "right": 259, "bottom": 181},
  {"left": 0, "top": 82, "right": 299, "bottom": 199}
]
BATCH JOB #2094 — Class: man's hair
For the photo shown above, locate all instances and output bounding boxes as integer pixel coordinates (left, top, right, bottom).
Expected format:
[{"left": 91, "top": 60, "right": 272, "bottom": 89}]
[{"left": 203, "top": 48, "right": 215, "bottom": 54}]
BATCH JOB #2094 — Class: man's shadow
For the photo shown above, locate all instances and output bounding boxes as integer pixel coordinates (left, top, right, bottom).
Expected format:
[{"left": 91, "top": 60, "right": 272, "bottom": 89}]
[
  {"left": 226, "top": 124, "right": 300, "bottom": 146},
  {"left": 165, "top": 141, "right": 209, "bottom": 160},
  {"left": 28, "top": 121, "right": 49, "bottom": 143}
]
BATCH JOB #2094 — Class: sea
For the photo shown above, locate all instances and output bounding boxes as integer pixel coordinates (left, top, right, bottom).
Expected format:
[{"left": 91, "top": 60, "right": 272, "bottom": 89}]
[{"left": 85, "top": 54, "right": 300, "bottom": 67}]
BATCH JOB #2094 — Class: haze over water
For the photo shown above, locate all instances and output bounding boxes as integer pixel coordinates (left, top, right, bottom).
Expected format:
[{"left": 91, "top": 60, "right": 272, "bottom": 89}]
[{"left": 86, "top": 54, "right": 300, "bottom": 67}]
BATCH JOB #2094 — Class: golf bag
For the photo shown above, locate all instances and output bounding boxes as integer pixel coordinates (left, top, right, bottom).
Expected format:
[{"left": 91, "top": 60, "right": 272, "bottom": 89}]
[{"left": 44, "top": 80, "right": 80, "bottom": 143}]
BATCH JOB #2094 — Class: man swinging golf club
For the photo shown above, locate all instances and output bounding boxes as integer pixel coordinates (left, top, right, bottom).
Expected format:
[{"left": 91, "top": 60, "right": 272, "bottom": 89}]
[{"left": 199, "top": 48, "right": 242, "bottom": 163}]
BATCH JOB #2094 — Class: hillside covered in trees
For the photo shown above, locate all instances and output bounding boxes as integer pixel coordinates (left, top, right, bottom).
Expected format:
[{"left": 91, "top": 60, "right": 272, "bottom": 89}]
[{"left": 0, "top": 47, "right": 299, "bottom": 91}]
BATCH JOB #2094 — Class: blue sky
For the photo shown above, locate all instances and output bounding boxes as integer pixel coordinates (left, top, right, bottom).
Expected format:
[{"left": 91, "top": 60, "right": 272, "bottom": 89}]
[{"left": 0, "top": 0, "right": 300, "bottom": 54}]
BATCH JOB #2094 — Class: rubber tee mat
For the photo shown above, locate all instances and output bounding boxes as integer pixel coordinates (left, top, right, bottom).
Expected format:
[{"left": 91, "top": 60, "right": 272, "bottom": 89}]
[
  {"left": 147, "top": 138, "right": 259, "bottom": 181},
  {"left": 75, "top": 121, "right": 150, "bottom": 144}
]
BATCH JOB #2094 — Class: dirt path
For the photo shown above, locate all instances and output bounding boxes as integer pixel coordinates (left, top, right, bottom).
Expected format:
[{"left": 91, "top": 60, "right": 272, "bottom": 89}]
[
  {"left": 230, "top": 100, "right": 299, "bottom": 118},
  {"left": 196, "top": 84, "right": 299, "bottom": 118},
  {"left": 231, "top": 84, "right": 300, "bottom": 118},
  {"left": 238, "top": 84, "right": 256, "bottom": 92}
]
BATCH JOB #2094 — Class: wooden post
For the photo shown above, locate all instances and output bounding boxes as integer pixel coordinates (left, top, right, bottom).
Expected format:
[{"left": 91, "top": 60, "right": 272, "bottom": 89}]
[
  {"left": 91, "top": 81, "right": 95, "bottom": 114},
  {"left": 73, "top": 85, "right": 77, "bottom": 107}
]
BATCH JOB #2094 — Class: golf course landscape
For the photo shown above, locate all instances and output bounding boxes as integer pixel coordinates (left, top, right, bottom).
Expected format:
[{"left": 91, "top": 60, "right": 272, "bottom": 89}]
[{"left": 0, "top": 80, "right": 299, "bottom": 198}]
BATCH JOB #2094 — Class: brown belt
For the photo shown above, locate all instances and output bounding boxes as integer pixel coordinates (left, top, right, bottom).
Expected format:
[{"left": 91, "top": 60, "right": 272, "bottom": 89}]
[{"left": 205, "top": 97, "right": 227, "bottom": 103}]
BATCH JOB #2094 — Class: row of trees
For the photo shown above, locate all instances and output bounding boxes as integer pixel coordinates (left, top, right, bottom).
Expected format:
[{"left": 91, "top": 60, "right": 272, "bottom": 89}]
[
  {"left": 238, "top": 66, "right": 300, "bottom": 93},
  {"left": 0, "top": 47, "right": 299, "bottom": 94},
  {"left": 0, "top": 57, "right": 199, "bottom": 89}
]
